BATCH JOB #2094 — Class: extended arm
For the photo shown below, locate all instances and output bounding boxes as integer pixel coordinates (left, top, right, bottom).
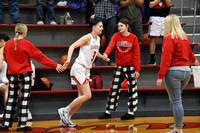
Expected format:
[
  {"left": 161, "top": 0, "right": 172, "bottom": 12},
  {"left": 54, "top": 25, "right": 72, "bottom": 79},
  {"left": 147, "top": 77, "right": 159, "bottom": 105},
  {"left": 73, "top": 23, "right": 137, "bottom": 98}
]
[{"left": 63, "top": 35, "right": 90, "bottom": 68}]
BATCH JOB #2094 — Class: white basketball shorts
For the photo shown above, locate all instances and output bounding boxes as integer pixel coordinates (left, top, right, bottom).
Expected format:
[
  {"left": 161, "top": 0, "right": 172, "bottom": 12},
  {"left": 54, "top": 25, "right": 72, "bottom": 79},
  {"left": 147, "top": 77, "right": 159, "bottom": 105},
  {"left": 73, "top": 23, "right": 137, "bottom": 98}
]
[
  {"left": 148, "top": 16, "right": 165, "bottom": 37},
  {"left": 70, "top": 62, "right": 90, "bottom": 85}
]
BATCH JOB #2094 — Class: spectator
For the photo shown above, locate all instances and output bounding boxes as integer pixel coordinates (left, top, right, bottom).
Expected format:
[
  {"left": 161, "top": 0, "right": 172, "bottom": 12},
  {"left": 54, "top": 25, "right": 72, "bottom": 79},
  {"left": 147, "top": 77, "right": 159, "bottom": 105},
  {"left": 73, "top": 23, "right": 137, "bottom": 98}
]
[
  {"left": 0, "top": 0, "right": 21, "bottom": 24},
  {"left": 57, "top": 0, "right": 67, "bottom": 6},
  {"left": 85, "top": 0, "right": 93, "bottom": 24},
  {"left": 91, "top": 0, "right": 119, "bottom": 66},
  {"left": 98, "top": 18, "right": 140, "bottom": 120},
  {"left": 119, "top": 0, "right": 144, "bottom": 42},
  {"left": 157, "top": 14, "right": 200, "bottom": 133},
  {"left": 147, "top": 0, "right": 171, "bottom": 65},
  {"left": 36, "top": 0, "right": 57, "bottom": 24}
]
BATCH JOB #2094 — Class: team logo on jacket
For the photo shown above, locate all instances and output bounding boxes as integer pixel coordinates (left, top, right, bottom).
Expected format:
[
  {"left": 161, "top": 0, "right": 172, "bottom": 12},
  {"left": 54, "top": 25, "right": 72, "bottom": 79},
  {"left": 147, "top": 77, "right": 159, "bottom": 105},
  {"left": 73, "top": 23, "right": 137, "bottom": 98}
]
[{"left": 117, "top": 41, "right": 132, "bottom": 53}]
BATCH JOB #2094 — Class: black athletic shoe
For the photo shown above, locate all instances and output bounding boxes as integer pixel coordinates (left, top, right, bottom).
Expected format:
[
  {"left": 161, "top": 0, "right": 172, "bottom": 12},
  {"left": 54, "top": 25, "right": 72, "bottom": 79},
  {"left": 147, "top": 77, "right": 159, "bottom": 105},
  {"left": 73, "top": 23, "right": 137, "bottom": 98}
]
[
  {"left": 121, "top": 113, "right": 135, "bottom": 120},
  {"left": 148, "top": 60, "right": 156, "bottom": 65},
  {"left": 0, "top": 124, "right": 9, "bottom": 131},
  {"left": 16, "top": 126, "right": 32, "bottom": 132},
  {"left": 98, "top": 113, "right": 111, "bottom": 119}
]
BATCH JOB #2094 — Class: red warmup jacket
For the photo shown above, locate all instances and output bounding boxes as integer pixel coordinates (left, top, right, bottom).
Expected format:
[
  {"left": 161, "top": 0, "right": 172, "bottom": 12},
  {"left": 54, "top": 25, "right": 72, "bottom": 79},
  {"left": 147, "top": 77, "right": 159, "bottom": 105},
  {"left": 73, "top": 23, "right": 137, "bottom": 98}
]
[
  {"left": 3, "top": 39, "right": 57, "bottom": 74},
  {"left": 158, "top": 34, "right": 196, "bottom": 79},
  {"left": 104, "top": 32, "right": 141, "bottom": 73}
]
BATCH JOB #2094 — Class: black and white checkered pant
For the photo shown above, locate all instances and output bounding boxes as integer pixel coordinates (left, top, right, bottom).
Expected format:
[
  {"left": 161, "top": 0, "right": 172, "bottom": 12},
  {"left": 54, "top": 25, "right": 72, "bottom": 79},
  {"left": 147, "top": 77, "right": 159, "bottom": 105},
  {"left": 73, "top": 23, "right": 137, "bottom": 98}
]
[
  {"left": 106, "top": 65, "right": 138, "bottom": 112},
  {"left": 2, "top": 72, "right": 31, "bottom": 128}
]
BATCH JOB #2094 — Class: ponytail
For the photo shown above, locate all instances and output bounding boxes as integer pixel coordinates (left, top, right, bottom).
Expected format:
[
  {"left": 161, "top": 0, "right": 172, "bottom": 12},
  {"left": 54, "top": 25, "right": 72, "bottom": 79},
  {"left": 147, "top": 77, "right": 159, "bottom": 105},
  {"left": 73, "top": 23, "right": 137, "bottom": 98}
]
[{"left": 14, "top": 23, "right": 27, "bottom": 51}]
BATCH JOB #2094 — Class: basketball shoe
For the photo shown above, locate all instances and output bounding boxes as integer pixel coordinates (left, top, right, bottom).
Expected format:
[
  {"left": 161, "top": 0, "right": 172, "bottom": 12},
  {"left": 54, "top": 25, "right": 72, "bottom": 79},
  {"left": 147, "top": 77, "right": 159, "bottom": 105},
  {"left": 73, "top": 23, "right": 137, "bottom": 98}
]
[
  {"left": 57, "top": 1, "right": 67, "bottom": 6},
  {"left": 60, "top": 118, "right": 77, "bottom": 127},
  {"left": 167, "top": 128, "right": 182, "bottom": 133},
  {"left": 58, "top": 107, "right": 77, "bottom": 127}
]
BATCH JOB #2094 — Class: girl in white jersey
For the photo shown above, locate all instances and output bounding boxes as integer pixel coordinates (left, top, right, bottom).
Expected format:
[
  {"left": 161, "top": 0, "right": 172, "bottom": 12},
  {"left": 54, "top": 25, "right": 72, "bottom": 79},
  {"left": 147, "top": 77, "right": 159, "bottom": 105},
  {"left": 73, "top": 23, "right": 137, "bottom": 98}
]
[{"left": 58, "top": 18, "right": 110, "bottom": 127}]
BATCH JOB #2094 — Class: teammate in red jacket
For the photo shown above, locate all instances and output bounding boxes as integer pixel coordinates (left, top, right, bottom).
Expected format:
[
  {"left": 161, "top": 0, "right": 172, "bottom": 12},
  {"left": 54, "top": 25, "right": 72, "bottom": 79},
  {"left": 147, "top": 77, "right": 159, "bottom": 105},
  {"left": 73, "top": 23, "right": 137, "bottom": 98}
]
[
  {"left": 0, "top": 23, "right": 63, "bottom": 132},
  {"left": 157, "top": 14, "right": 199, "bottom": 133},
  {"left": 99, "top": 18, "right": 140, "bottom": 120}
]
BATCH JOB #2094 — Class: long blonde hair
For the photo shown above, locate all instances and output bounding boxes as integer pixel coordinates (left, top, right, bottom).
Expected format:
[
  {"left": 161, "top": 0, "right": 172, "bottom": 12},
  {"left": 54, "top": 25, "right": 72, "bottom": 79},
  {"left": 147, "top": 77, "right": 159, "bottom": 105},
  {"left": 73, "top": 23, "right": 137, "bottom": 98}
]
[
  {"left": 14, "top": 23, "right": 27, "bottom": 50},
  {"left": 164, "top": 14, "right": 187, "bottom": 40}
]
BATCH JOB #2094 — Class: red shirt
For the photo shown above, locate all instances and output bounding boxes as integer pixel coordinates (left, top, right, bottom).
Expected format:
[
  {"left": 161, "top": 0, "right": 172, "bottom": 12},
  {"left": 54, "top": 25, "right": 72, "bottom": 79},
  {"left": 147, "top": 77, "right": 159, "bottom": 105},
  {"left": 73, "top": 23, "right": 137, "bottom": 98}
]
[
  {"left": 104, "top": 32, "right": 141, "bottom": 73},
  {"left": 3, "top": 39, "right": 57, "bottom": 74},
  {"left": 158, "top": 34, "right": 196, "bottom": 79}
]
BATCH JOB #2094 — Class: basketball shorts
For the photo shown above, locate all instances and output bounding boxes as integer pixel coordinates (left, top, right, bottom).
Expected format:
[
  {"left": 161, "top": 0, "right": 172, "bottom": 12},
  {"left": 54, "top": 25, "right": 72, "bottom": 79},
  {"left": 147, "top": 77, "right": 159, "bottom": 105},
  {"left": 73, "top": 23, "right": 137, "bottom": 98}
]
[
  {"left": 148, "top": 16, "right": 165, "bottom": 37},
  {"left": 70, "top": 62, "right": 90, "bottom": 85}
]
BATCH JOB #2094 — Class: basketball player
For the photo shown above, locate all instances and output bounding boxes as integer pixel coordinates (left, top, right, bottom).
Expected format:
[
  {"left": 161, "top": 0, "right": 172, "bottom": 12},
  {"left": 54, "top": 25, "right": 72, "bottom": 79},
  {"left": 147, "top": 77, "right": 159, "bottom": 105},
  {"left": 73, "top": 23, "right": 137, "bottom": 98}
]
[
  {"left": 58, "top": 18, "right": 110, "bottom": 127},
  {"left": 0, "top": 23, "right": 64, "bottom": 132},
  {"left": 0, "top": 33, "right": 9, "bottom": 118}
]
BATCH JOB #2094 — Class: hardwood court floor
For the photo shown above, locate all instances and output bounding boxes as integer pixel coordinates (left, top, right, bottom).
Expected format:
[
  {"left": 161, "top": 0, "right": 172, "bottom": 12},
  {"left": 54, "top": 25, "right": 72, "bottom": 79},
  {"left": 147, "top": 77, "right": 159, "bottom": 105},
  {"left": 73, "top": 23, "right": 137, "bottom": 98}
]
[{"left": 1, "top": 116, "right": 200, "bottom": 133}]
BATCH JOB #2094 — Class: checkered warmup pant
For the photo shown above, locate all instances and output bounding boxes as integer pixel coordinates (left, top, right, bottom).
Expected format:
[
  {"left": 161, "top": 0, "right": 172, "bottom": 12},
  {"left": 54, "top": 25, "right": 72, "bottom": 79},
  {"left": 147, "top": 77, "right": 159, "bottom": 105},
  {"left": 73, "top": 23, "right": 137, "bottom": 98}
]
[
  {"left": 2, "top": 72, "right": 31, "bottom": 128},
  {"left": 106, "top": 65, "right": 138, "bottom": 112}
]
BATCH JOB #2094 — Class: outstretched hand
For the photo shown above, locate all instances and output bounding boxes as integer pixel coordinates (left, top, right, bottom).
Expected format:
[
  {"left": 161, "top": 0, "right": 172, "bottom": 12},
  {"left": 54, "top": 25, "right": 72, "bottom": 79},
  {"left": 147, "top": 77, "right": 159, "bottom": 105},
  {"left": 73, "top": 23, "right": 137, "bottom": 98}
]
[
  {"left": 63, "top": 60, "right": 71, "bottom": 69},
  {"left": 102, "top": 53, "right": 110, "bottom": 62},
  {"left": 56, "top": 64, "right": 65, "bottom": 73},
  {"left": 134, "top": 72, "right": 140, "bottom": 79}
]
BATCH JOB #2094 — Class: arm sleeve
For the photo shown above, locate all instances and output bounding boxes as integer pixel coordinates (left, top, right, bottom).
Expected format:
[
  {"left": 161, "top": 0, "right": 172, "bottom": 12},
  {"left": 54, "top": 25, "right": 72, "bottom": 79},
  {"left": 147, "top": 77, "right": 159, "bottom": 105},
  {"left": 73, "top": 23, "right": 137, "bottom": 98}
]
[
  {"left": 189, "top": 49, "right": 196, "bottom": 63},
  {"left": 104, "top": 33, "right": 117, "bottom": 56},
  {"left": 27, "top": 42, "right": 57, "bottom": 69},
  {"left": 158, "top": 37, "right": 174, "bottom": 79},
  {"left": 133, "top": 37, "right": 141, "bottom": 73}
]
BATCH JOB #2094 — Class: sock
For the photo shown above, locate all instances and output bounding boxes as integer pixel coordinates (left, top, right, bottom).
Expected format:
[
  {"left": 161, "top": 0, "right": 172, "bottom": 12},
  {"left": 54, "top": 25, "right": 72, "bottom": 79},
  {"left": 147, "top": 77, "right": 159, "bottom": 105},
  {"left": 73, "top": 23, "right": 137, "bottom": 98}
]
[
  {"left": 128, "top": 111, "right": 134, "bottom": 115},
  {"left": 150, "top": 54, "right": 155, "bottom": 61},
  {"left": 105, "top": 110, "right": 111, "bottom": 114},
  {"left": 64, "top": 106, "right": 71, "bottom": 113}
]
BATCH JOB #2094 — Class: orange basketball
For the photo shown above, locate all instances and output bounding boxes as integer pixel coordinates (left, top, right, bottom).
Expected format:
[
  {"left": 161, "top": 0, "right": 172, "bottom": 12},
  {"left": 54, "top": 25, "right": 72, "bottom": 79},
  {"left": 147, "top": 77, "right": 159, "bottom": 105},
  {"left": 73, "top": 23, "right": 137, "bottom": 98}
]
[
  {"left": 100, "top": 35, "right": 106, "bottom": 47},
  {"left": 141, "top": 33, "right": 151, "bottom": 45},
  {"left": 60, "top": 55, "right": 72, "bottom": 66},
  {"left": 40, "top": 77, "right": 50, "bottom": 88}
]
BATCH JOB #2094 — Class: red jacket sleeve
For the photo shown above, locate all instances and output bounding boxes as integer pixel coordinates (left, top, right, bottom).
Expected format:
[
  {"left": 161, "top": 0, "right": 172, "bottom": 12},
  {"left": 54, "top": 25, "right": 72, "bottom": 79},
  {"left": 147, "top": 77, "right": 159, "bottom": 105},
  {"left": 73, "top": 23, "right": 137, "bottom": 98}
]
[
  {"left": 104, "top": 33, "right": 117, "bottom": 56},
  {"left": 27, "top": 42, "right": 57, "bottom": 69},
  {"left": 158, "top": 36, "right": 175, "bottom": 79},
  {"left": 189, "top": 50, "right": 196, "bottom": 63},
  {"left": 133, "top": 37, "right": 141, "bottom": 73}
]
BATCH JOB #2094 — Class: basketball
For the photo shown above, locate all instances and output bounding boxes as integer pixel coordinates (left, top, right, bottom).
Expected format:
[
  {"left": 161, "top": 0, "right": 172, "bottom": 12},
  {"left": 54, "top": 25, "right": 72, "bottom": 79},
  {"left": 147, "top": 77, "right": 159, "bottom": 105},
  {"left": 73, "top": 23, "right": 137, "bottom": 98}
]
[
  {"left": 60, "top": 55, "right": 72, "bottom": 66},
  {"left": 141, "top": 33, "right": 151, "bottom": 45},
  {"left": 100, "top": 35, "right": 106, "bottom": 47},
  {"left": 40, "top": 77, "right": 50, "bottom": 88}
]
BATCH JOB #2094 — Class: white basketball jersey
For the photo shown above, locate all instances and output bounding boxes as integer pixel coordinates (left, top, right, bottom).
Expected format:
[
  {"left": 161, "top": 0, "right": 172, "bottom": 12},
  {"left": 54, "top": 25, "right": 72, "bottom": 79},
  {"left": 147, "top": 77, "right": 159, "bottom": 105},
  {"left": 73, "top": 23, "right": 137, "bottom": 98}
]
[{"left": 75, "top": 33, "right": 100, "bottom": 68}]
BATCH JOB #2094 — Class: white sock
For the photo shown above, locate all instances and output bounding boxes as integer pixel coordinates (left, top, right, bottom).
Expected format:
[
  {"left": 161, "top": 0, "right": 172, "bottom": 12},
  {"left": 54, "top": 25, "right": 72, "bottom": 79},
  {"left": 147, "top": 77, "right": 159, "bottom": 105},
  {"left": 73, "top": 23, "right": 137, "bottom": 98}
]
[
  {"left": 105, "top": 110, "right": 111, "bottom": 114},
  {"left": 64, "top": 106, "right": 71, "bottom": 113},
  {"left": 128, "top": 111, "right": 134, "bottom": 115}
]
